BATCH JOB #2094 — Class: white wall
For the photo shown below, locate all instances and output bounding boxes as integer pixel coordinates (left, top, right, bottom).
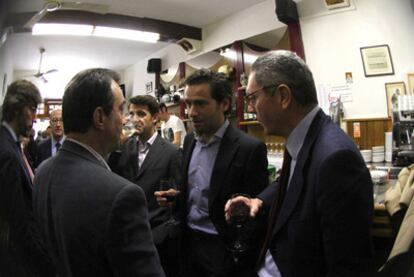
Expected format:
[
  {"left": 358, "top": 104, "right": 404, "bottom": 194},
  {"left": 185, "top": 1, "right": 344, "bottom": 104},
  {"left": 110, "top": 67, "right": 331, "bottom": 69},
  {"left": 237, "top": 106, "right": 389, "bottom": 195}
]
[
  {"left": 0, "top": 41, "right": 14, "bottom": 106},
  {"left": 300, "top": 0, "right": 414, "bottom": 119}
]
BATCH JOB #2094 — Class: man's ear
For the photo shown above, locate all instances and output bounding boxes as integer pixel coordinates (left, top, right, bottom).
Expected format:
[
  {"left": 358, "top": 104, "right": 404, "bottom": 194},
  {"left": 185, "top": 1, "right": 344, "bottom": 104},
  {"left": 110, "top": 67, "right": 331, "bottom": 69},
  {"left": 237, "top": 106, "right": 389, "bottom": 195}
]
[
  {"left": 92, "top": 107, "right": 105, "bottom": 130},
  {"left": 221, "top": 98, "right": 231, "bottom": 114},
  {"left": 153, "top": 112, "right": 159, "bottom": 124},
  {"left": 277, "top": 84, "right": 292, "bottom": 110}
]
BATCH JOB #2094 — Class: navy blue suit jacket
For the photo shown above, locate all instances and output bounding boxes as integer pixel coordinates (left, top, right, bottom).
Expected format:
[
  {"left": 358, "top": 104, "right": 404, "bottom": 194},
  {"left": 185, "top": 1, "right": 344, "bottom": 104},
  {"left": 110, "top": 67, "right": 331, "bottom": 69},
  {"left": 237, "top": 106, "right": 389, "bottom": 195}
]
[
  {"left": 0, "top": 125, "right": 54, "bottom": 276},
  {"left": 259, "top": 110, "right": 373, "bottom": 276},
  {"left": 35, "top": 137, "right": 52, "bottom": 168}
]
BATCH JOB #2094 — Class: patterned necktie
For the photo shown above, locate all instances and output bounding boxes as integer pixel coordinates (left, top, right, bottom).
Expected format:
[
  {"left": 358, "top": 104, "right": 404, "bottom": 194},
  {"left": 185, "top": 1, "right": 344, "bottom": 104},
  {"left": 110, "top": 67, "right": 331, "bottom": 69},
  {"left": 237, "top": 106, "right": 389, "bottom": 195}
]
[
  {"left": 56, "top": 142, "right": 61, "bottom": 152},
  {"left": 256, "top": 148, "right": 292, "bottom": 267},
  {"left": 18, "top": 142, "right": 35, "bottom": 183}
]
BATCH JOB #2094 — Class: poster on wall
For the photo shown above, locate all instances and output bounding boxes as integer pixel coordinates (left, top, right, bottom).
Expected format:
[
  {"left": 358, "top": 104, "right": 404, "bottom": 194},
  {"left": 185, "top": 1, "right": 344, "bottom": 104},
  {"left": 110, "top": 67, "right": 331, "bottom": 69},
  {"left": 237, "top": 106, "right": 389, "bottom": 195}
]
[
  {"left": 360, "top": 45, "right": 394, "bottom": 77},
  {"left": 408, "top": 73, "right": 414, "bottom": 95},
  {"left": 385, "top": 82, "right": 406, "bottom": 117},
  {"left": 2, "top": 73, "right": 6, "bottom": 97}
]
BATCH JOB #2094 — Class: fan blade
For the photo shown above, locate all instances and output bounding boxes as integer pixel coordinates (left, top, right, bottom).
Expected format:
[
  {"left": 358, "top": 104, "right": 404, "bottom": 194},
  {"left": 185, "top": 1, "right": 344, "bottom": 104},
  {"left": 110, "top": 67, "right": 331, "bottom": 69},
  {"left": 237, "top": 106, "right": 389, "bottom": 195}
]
[
  {"left": 25, "top": 8, "right": 48, "bottom": 28},
  {"left": 44, "top": 69, "right": 58, "bottom": 74},
  {"left": 40, "top": 76, "right": 48, "bottom": 83},
  {"left": 60, "top": 2, "right": 109, "bottom": 14}
]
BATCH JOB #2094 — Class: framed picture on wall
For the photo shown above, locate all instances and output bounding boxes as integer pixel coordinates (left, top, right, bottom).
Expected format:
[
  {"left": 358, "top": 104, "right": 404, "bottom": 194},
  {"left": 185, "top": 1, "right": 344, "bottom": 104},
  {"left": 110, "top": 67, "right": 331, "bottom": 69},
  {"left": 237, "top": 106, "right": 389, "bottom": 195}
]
[
  {"left": 145, "top": 82, "right": 153, "bottom": 94},
  {"left": 360, "top": 45, "right": 394, "bottom": 77},
  {"left": 385, "top": 82, "right": 406, "bottom": 117},
  {"left": 408, "top": 73, "right": 414, "bottom": 95},
  {"left": 2, "top": 73, "right": 7, "bottom": 97}
]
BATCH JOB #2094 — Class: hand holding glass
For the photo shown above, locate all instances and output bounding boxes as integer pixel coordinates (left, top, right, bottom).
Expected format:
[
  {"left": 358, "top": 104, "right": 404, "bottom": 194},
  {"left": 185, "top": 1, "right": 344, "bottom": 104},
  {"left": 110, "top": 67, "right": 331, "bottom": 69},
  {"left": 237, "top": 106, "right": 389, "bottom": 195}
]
[
  {"left": 228, "top": 193, "right": 250, "bottom": 263},
  {"left": 123, "top": 115, "right": 135, "bottom": 137},
  {"left": 159, "top": 178, "right": 180, "bottom": 226}
]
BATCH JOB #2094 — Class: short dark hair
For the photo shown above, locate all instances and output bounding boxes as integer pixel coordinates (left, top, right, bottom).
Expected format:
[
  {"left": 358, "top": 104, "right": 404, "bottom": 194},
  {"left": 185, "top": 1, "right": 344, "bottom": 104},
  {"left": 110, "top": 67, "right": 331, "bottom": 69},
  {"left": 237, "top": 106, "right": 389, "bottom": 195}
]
[
  {"left": 251, "top": 50, "right": 318, "bottom": 107},
  {"left": 158, "top": 102, "right": 168, "bottom": 112},
  {"left": 129, "top": 95, "right": 159, "bottom": 116},
  {"left": 184, "top": 69, "right": 233, "bottom": 115},
  {"left": 63, "top": 68, "right": 120, "bottom": 134},
  {"left": 2, "top": 80, "right": 41, "bottom": 122}
]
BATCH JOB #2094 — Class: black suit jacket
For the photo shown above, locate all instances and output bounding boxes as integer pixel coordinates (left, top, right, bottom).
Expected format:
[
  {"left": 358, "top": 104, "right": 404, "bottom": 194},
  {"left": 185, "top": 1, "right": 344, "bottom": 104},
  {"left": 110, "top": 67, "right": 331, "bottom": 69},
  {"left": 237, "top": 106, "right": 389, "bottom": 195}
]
[
  {"left": 181, "top": 124, "right": 268, "bottom": 266},
  {"left": 33, "top": 139, "right": 164, "bottom": 277},
  {"left": 0, "top": 125, "right": 54, "bottom": 276},
  {"left": 259, "top": 110, "right": 373, "bottom": 276},
  {"left": 109, "top": 134, "right": 182, "bottom": 244},
  {"left": 35, "top": 137, "right": 52, "bottom": 168}
]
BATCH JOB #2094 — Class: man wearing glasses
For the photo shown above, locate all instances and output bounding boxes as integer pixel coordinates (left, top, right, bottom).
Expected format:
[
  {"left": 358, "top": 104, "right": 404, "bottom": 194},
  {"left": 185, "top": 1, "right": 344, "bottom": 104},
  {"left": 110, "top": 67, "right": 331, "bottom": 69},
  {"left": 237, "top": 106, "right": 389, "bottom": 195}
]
[
  {"left": 225, "top": 50, "right": 373, "bottom": 276},
  {"left": 35, "top": 109, "right": 65, "bottom": 167}
]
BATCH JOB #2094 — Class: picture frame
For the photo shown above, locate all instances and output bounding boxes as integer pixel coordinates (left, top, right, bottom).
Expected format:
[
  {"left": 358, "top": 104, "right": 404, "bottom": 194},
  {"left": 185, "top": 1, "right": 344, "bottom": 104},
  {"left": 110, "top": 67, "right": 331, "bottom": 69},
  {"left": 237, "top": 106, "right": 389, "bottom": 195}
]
[
  {"left": 145, "top": 81, "right": 153, "bottom": 94},
  {"left": 408, "top": 73, "right": 414, "bottom": 95},
  {"left": 2, "top": 73, "right": 7, "bottom": 97},
  {"left": 360, "top": 45, "right": 394, "bottom": 77},
  {"left": 385, "top": 82, "right": 406, "bottom": 117}
]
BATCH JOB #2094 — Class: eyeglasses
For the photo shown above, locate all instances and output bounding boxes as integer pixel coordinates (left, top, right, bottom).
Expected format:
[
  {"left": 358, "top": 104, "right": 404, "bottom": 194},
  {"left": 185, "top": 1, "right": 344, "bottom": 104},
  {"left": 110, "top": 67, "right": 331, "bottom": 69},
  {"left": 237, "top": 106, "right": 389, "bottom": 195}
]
[
  {"left": 50, "top": 118, "right": 63, "bottom": 124},
  {"left": 244, "top": 85, "right": 276, "bottom": 104}
]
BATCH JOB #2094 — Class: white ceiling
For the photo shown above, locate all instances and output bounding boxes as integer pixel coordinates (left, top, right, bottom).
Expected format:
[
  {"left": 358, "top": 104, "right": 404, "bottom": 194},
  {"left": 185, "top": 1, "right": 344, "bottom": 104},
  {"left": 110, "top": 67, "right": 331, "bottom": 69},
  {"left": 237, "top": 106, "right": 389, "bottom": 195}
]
[{"left": 6, "top": 0, "right": 269, "bottom": 72}]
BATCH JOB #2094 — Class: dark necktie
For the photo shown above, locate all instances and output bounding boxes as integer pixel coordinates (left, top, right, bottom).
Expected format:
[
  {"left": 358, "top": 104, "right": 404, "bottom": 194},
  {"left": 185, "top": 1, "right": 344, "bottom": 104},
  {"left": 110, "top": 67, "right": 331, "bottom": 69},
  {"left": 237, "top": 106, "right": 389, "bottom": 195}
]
[
  {"left": 256, "top": 148, "right": 292, "bottom": 268},
  {"left": 56, "top": 142, "right": 61, "bottom": 152}
]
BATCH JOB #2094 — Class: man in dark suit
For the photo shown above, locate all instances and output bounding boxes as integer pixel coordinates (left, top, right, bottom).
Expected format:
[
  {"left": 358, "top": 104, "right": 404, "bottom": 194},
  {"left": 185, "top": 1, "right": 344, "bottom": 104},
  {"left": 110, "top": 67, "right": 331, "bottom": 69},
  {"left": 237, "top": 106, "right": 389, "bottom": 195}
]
[
  {"left": 225, "top": 50, "right": 373, "bottom": 276},
  {"left": 157, "top": 69, "right": 268, "bottom": 276},
  {"left": 33, "top": 68, "right": 164, "bottom": 277},
  {"left": 35, "top": 108, "right": 65, "bottom": 167},
  {"left": 0, "top": 80, "right": 55, "bottom": 276},
  {"left": 109, "top": 95, "right": 182, "bottom": 277}
]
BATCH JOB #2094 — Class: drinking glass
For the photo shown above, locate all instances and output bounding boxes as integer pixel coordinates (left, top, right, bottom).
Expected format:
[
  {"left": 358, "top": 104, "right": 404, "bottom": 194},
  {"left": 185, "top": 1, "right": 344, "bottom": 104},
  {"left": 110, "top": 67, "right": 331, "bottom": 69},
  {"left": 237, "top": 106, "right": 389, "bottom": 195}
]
[
  {"left": 159, "top": 178, "right": 180, "bottom": 226},
  {"left": 228, "top": 193, "right": 250, "bottom": 263},
  {"left": 123, "top": 115, "right": 135, "bottom": 137}
]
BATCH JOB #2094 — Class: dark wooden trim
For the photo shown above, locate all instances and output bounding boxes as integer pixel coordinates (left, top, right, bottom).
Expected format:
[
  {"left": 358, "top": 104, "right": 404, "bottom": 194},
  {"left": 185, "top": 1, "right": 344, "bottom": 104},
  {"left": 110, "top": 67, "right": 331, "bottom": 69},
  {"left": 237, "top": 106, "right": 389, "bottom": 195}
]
[{"left": 287, "top": 21, "right": 305, "bottom": 60}]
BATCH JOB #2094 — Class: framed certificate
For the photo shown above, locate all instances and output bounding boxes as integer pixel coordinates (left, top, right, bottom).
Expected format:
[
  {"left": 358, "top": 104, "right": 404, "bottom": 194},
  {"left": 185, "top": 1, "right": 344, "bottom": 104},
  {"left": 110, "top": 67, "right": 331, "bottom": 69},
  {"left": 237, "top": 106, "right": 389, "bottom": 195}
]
[{"left": 360, "top": 45, "right": 394, "bottom": 77}]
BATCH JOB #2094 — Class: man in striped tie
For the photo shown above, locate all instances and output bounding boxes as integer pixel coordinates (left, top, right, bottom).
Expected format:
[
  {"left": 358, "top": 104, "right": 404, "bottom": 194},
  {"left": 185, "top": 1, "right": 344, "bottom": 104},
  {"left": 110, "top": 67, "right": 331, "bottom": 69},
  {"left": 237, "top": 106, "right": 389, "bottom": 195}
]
[{"left": 0, "top": 80, "right": 55, "bottom": 276}]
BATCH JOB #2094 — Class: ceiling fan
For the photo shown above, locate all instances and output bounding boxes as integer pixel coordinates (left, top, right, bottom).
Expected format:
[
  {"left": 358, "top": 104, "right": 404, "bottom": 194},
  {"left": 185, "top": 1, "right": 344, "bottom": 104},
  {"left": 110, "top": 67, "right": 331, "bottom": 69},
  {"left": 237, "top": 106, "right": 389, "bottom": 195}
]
[
  {"left": 28, "top": 47, "right": 58, "bottom": 83},
  {"left": 25, "top": 0, "right": 110, "bottom": 28}
]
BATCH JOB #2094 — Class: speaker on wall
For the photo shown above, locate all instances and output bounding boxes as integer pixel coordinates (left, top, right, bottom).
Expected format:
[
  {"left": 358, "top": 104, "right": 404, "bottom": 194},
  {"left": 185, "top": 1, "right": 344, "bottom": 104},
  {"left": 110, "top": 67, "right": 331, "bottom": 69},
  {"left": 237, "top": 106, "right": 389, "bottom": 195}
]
[
  {"left": 275, "top": 0, "right": 299, "bottom": 23},
  {"left": 147, "top": 58, "right": 161, "bottom": 73}
]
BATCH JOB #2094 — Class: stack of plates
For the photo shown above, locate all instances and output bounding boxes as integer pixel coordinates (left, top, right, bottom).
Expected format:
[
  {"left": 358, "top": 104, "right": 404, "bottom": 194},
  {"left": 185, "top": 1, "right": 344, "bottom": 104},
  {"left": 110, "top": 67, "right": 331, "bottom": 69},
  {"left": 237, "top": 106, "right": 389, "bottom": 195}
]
[
  {"left": 370, "top": 170, "right": 389, "bottom": 184},
  {"left": 372, "top": 146, "right": 385, "bottom": 163},
  {"left": 360, "top": 149, "right": 372, "bottom": 163}
]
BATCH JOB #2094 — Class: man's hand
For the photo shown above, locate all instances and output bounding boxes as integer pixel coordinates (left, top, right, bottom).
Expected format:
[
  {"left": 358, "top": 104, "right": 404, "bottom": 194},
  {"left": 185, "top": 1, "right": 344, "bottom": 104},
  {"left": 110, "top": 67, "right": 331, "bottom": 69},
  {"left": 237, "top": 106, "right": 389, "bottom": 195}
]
[
  {"left": 154, "top": 189, "right": 180, "bottom": 207},
  {"left": 224, "top": 196, "right": 263, "bottom": 223}
]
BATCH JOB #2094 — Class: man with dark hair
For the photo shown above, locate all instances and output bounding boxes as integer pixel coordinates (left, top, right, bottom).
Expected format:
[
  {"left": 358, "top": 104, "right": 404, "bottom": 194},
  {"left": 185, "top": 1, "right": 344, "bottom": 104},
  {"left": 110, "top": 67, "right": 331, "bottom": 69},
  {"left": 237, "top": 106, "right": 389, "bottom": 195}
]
[
  {"left": 109, "top": 95, "right": 182, "bottom": 277},
  {"left": 35, "top": 109, "right": 65, "bottom": 167},
  {"left": 158, "top": 102, "right": 186, "bottom": 148},
  {"left": 0, "top": 79, "right": 55, "bottom": 276},
  {"left": 33, "top": 68, "right": 164, "bottom": 276},
  {"left": 225, "top": 50, "right": 373, "bottom": 276},
  {"left": 156, "top": 69, "right": 268, "bottom": 276}
]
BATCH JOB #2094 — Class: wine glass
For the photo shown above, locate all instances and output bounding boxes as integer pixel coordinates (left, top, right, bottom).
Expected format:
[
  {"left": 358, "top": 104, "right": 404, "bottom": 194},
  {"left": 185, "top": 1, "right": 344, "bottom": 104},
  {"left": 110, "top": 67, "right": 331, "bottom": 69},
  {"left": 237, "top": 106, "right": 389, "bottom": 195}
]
[
  {"left": 159, "top": 178, "right": 180, "bottom": 226},
  {"left": 228, "top": 193, "right": 250, "bottom": 264},
  {"left": 123, "top": 115, "right": 135, "bottom": 137}
]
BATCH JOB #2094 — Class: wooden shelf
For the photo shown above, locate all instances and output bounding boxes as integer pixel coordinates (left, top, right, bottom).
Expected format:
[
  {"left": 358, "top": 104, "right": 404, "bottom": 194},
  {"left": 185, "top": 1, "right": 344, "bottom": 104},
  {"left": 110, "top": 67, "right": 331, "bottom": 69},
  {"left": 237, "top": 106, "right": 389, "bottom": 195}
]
[{"left": 239, "top": 120, "right": 260, "bottom": 126}]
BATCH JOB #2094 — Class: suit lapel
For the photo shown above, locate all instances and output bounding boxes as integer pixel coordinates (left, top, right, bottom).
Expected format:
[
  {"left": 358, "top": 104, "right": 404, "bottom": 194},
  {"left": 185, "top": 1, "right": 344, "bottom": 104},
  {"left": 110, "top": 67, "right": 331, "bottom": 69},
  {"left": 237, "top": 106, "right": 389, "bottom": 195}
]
[
  {"left": 208, "top": 125, "right": 239, "bottom": 207},
  {"left": 273, "top": 110, "right": 327, "bottom": 235},
  {"left": 117, "top": 137, "right": 139, "bottom": 180},
  {"left": 182, "top": 134, "right": 196, "bottom": 198}
]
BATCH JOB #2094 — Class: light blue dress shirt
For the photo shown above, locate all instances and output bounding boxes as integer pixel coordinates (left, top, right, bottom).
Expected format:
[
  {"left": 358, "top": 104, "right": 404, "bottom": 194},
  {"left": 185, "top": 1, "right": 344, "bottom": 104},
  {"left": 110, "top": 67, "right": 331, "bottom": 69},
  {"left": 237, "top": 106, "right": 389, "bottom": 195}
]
[{"left": 187, "top": 120, "right": 230, "bottom": 235}]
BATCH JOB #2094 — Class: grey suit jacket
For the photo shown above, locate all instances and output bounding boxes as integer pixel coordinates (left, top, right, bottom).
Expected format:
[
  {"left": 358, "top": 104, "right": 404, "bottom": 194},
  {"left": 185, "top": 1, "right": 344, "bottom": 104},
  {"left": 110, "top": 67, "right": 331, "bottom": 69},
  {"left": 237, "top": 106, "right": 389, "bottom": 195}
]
[
  {"left": 33, "top": 139, "right": 164, "bottom": 277},
  {"left": 108, "top": 134, "right": 182, "bottom": 244}
]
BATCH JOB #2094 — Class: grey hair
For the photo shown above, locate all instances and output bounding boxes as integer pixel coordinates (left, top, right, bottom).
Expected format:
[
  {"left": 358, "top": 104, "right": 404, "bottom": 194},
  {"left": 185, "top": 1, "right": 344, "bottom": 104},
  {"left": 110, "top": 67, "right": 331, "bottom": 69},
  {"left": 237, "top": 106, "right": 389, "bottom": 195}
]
[{"left": 251, "top": 50, "right": 318, "bottom": 106}]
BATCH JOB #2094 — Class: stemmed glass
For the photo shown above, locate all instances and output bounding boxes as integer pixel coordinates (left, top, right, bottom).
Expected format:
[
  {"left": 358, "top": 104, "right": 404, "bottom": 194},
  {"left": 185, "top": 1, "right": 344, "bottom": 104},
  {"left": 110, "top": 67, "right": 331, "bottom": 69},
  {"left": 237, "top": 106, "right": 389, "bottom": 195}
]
[
  {"left": 159, "top": 178, "right": 180, "bottom": 226},
  {"left": 228, "top": 193, "right": 251, "bottom": 264}
]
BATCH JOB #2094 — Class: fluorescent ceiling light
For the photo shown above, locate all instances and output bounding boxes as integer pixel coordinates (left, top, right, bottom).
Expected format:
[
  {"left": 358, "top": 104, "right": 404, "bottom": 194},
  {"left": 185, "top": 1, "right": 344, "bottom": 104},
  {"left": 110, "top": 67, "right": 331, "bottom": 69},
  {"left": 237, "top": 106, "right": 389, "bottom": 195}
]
[
  {"left": 93, "top": 26, "right": 159, "bottom": 43},
  {"left": 33, "top": 23, "right": 93, "bottom": 36},
  {"left": 220, "top": 49, "right": 258, "bottom": 63},
  {"left": 32, "top": 23, "right": 160, "bottom": 43}
]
